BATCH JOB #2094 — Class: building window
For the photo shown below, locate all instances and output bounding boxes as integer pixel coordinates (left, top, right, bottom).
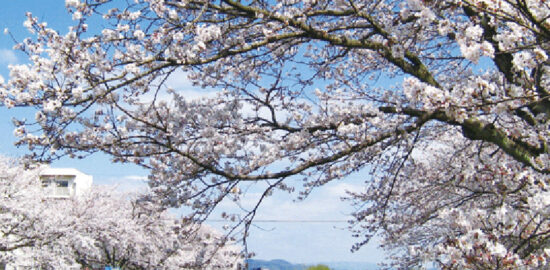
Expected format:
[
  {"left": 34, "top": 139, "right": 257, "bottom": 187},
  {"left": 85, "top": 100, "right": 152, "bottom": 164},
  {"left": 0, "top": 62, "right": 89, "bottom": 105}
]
[{"left": 41, "top": 176, "right": 75, "bottom": 197}]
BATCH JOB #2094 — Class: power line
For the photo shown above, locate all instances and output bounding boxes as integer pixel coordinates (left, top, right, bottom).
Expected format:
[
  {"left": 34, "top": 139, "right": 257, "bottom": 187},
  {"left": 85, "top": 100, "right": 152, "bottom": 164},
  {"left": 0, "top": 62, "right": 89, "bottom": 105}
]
[{"left": 206, "top": 219, "right": 349, "bottom": 223}]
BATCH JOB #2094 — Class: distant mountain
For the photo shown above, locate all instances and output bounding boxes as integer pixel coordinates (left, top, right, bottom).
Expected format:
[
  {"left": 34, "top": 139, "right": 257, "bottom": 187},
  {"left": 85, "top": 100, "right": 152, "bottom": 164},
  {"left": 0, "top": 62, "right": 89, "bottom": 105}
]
[
  {"left": 324, "top": 261, "right": 381, "bottom": 270},
  {"left": 246, "top": 259, "right": 382, "bottom": 270},
  {"left": 247, "top": 259, "right": 306, "bottom": 270}
]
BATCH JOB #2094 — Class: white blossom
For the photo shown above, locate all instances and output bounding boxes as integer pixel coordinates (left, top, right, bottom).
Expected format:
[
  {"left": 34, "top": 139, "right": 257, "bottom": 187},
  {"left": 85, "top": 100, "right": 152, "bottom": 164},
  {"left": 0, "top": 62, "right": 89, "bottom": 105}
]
[
  {"left": 72, "top": 11, "right": 82, "bottom": 20},
  {"left": 65, "top": 0, "right": 80, "bottom": 8}
]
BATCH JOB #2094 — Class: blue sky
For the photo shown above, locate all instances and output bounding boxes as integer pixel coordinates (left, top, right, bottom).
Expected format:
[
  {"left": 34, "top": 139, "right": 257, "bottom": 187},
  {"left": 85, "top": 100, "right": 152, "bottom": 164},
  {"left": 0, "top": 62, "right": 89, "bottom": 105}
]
[{"left": 0, "top": 1, "right": 385, "bottom": 264}]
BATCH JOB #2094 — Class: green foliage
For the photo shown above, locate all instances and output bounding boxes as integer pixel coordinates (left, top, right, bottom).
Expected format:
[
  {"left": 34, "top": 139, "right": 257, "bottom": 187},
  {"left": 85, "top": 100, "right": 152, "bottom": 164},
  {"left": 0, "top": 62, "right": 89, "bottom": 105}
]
[{"left": 306, "top": 265, "right": 331, "bottom": 270}]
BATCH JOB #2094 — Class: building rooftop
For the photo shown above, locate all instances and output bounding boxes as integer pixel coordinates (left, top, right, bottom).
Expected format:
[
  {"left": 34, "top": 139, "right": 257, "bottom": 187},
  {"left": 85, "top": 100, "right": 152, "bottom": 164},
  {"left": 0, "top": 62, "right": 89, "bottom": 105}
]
[{"left": 40, "top": 167, "right": 88, "bottom": 176}]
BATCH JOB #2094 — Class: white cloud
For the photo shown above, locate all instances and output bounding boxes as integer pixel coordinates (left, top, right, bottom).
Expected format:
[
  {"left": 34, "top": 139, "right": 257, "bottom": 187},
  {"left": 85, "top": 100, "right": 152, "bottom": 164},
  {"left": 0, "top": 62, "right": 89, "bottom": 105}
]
[
  {"left": 95, "top": 174, "right": 149, "bottom": 192},
  {"left": 325, "top": 182, "right": 364, "bottom": 197},
  {"left": 120, "top": 175, "right": 148, "bottom": 182},
  {"left": 213, "top": 180, "right": 363, "bottom": 223},
  {"left": 256, "top": 187, "right": 351, "bottom": 220},
  {"left": 207, "top": 180, "right": 384, "bottom": 264},
  {"left": 164, "top": 69, "right": 219, "bottom": 100},
  {"left": 137, "top": 69, "right": 219, "bottom": 104},
  {"left": 0, "top": 49, "right": 18, "bottom": 65},
  {"left": 164, "top": 69, "right": 194, "bottom": 89},
  {"left": 167, "top": 174, "right": 382, "bottom": 263}
]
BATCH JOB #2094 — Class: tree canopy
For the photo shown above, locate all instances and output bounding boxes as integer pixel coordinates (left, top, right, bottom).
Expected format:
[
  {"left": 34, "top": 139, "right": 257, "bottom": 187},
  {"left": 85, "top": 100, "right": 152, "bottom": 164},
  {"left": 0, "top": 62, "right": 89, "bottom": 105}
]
[
  {"left": 306, "top": 264, "right": 331, "bottom": 270},
  {"left": 2, "top": 0, "right": 550, "bottom": 268},
  {"left": 0, "top": 157, "right": 242, "bottom": 269}
]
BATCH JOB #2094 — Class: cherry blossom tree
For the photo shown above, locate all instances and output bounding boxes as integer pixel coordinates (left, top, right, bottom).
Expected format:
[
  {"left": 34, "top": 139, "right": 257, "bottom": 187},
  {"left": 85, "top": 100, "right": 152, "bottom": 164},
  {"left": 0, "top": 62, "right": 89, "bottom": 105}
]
[
  {"left": 0, "top": 156, "right": 70, "bottom": 268},
  {"left": 2, "top": 0, "right": 550, "bottom": 268},
  {"left": 0, "top": 157, "right": 242, "bottom": 269},
  {"left": 59, "top": 187, "right": 243, "bottom": 270}
]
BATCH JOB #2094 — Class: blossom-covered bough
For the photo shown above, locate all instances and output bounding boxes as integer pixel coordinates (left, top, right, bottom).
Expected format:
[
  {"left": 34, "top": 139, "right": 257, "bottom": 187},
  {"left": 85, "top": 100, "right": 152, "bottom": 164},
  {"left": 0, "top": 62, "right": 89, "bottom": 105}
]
[{"left": 2, "top": 0, "right": 550, "bottom": 268}]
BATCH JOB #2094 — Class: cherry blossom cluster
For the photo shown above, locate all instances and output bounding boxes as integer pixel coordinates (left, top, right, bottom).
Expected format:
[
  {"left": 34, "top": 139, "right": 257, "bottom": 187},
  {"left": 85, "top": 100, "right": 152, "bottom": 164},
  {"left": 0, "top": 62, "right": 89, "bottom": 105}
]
[{"left": 0, "top": 156, "right": 242, "bottom": 269}]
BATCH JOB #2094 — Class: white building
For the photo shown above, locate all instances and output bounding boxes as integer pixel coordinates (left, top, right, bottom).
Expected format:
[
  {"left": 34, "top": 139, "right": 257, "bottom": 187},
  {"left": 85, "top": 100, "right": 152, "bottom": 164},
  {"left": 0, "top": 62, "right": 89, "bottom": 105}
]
[{"left": 39, "top": 167, "right": 93, "bottom": 198}]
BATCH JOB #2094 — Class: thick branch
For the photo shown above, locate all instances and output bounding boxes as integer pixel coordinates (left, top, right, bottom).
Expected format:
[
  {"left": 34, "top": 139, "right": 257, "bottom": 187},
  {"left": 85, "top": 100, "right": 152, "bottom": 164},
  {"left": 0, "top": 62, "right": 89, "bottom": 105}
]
[
  {"left": 221, "top": 0, "right": 440, "bottom": 88},
  {"left": 380, "top": 106, "right": 547, "bottom": 172}
]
